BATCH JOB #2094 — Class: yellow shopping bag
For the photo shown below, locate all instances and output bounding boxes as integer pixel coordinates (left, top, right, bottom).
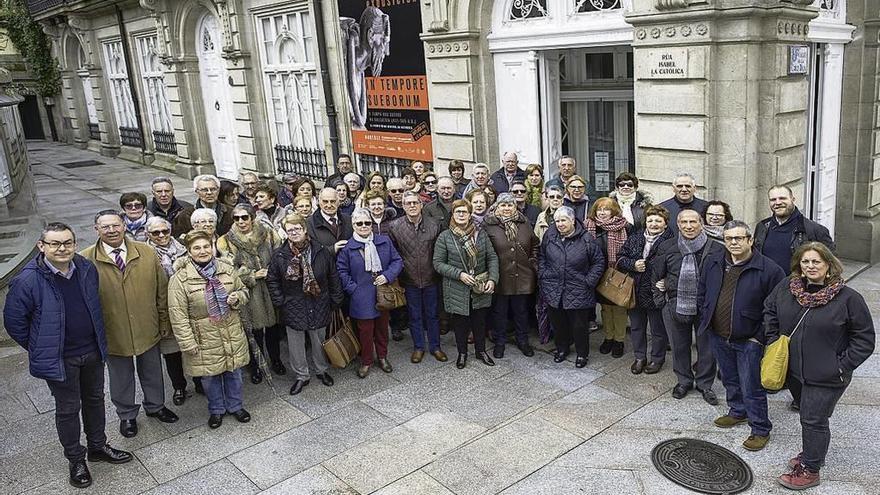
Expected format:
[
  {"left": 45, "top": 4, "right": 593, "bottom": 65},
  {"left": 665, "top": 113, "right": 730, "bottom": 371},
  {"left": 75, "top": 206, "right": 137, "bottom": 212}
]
[{"left": 760, "top": 309, "right": 809, "bottom": 391}]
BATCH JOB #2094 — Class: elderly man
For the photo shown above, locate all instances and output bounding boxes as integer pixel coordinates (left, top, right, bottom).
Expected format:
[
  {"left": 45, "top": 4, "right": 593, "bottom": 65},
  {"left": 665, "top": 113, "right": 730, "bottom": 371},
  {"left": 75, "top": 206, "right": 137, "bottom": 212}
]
[
  {"left": 490, "top": 152, "right": 526, "bottom": 194},
  {"left": 698, "top": 220, "right": 785, "bottom": 452},
  {"left": 277, "top": 173, "right": 299, "bottom": 207},
  {"left": 659, "top": 173, "right": 709, "bottom": 234},
  {"left": 652, "top": 209, "right": 724, "bottom": 405},
  {"left": 173, "top": 174, "right": 234, "bottom": 237},
  {"left": 388, "top": 191, "right": 447, "bottom": 362},
  {"left": 308, "top": 187, "right": 354, "bottom": 254},
  {"left": 545, "top": 155, "right": 576, "bottom": 190},
  {"left": 81, "top": 210, "right": 178, "bottom": 439},
  {"left": 753, "top": 185, "right": 834, "bottom": 275},
  {"left": 425, "top": 176, "right": 456, "bottom": 228},
  {"left": 462, "top": 163, "right": 493, "bottom": 196},
  {"left": 238, "top": 172, "right": 261, "bottom": 206},
  {"left": 147, "top": 177, "right": 192, "bottom": 227},
  {"left": 327, "top": 153, "right": 364, "bottom": 187},
  {"left": 5, "top": 222, "right": 133, "bottom": 488},
  {"left": 386, "top": 177, "right": 406, "bottom": 216}
]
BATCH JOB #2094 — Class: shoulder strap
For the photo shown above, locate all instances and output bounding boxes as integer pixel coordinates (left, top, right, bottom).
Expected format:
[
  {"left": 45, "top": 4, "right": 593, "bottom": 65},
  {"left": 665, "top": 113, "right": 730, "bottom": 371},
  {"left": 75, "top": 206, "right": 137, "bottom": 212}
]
[{"left": 790, "top": 308, "right": 810, "bottom": 338}]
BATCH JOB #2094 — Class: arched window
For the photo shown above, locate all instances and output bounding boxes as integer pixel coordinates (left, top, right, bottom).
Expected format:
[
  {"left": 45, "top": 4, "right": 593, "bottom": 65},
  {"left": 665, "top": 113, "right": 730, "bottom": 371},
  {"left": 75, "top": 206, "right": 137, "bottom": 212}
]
[
  {"left": 509, "top": 0, "right": 548, "bottom": 21},
  {"left": 574, "top": 0, "right": 621, "bottom": 13}
]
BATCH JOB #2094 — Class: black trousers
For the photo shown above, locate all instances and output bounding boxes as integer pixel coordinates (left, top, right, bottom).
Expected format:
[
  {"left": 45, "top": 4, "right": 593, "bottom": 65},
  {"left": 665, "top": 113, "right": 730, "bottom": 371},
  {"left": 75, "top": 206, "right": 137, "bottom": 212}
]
[
  {"left": 163, "top": 351, "right": 201, "bottom": 390},
  {"left": 250, "top": 325, "right": 283, "bottom": 367},
  {"left": 450, "top": 307, "right": 489, "bottom": 354},
  {"left": 548, "top": 307, "right": 591, "bottom": 357},
  {"left": 45, "top": 350, "right": 107, "bottom": 462},
  {"left": 491, "top": 294, "right": 531, "bottom": 347}
]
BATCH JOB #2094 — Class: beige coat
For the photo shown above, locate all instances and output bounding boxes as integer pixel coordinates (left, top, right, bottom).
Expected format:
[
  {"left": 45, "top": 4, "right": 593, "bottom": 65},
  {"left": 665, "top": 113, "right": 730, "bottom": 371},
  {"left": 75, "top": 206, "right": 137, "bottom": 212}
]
[
  {"left": 80, "top": 239, "right": 169, "bottom": 357},
  {"left": 167, "top": 257, "right": 250, "bottom": 377}
]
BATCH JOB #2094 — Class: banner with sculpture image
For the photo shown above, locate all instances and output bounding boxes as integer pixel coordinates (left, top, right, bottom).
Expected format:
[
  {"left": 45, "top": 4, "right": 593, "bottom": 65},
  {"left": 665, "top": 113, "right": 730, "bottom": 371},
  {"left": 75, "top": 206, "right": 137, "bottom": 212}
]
[{"left": 339, "top": 0, "right": 433, "bottom": 161}]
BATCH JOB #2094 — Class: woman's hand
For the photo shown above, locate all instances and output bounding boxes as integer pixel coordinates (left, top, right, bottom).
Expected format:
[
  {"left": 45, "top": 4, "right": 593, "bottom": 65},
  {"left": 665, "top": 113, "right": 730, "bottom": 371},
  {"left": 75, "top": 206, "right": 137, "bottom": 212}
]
[
  {"left": 484, "top": 280, "right": 496, "bottom": 294},
  {"left": 254, "top": 268, "right": 268, "bottom": 279},
  {"left": 634, "top": 259, "right": 646, "bottom": 272},
  {"left": 655, "top": 279, "right": 666, "bottom": 292},
  {"left": 374, "top": 275, "right": 388, "bottom": 286},
  {"left": 459, "top": 272, "right": 476, "bottom": 286},
  {"left": 227, "top": 293, "right": 240, "bottom": 306}
]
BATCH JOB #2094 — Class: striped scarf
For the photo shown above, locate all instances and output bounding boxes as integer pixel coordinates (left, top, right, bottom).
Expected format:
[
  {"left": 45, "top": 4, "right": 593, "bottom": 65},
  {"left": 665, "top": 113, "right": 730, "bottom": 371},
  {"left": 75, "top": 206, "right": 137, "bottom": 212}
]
[
  {"left": 194, "top": 258, "right": 230, "bottom": 322},
  {"left": 450, "top": 220, "right": 478, "bottom": 273},
  {"left": 586, "top": 215, "right": 628, "bottom": 266}
]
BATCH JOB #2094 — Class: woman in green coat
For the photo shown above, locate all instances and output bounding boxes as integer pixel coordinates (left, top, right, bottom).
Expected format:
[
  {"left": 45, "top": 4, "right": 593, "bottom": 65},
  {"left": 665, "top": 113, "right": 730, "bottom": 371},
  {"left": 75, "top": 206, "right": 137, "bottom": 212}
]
[
  {"left": 168, "top": 230, "right": 251, "bottom": 429},
  {"left": 433, "top": 199, "right": 499, "bottom": 369}
]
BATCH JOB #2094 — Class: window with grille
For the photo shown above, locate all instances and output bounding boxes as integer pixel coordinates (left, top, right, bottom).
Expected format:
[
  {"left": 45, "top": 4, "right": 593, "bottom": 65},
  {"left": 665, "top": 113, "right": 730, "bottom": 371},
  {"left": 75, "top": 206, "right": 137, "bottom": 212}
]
[
  {"left": 256, "top": 9, "right": 326, "bottom": 178},
  {"left": 101, "top": 39, "right": 141, "bottom": 147},
  {"left": 135, "top": 34, "right": 176, "bottom": 155}
]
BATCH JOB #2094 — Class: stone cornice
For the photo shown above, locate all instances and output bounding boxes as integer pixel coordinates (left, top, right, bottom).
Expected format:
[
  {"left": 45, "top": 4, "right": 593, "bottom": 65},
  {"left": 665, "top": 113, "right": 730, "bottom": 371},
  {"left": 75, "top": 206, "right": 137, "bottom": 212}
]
[{"left": 626, "top": 4, "right": 818, "bottom": 26}]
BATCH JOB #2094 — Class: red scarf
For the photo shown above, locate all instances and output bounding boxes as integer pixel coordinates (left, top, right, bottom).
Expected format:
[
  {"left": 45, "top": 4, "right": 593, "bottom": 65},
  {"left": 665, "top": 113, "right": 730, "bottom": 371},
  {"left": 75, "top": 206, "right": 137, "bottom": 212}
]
[
  {"left": 586, "top": 216, "right": 628, "bottom": 266},
  {"left": 789, "top": 276, "right": 844, "bottom": 308}
]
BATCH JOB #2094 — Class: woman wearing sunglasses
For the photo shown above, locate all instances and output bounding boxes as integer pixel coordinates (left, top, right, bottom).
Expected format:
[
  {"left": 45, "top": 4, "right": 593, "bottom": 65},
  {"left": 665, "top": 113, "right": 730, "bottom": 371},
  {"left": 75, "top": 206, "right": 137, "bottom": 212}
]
[
  {"left": 217, "top": 204, "right": 285, "bottom": 385},
  {"left": 419, "top": 172, "right": 439, "bottom": 204},
  {"left": 337, "top": 208, "right": 403, "bottom": 378}
]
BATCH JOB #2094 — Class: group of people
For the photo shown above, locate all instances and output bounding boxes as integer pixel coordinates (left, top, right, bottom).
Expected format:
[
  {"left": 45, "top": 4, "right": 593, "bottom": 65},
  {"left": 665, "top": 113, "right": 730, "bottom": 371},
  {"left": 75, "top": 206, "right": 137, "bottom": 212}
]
[{"left": 4, "top": 152, "right": 875, "bottom": 491}]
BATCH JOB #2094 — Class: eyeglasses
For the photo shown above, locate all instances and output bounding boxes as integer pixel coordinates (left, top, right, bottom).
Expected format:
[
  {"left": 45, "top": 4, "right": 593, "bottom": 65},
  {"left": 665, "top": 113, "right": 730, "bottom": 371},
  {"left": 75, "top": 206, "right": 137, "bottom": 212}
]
[
  {"left": 41, "top": 240, "right": 75, "bottom": 250},
  {"left": 389, "top": 189, "right": 404, "bottom": 194},
  {"left": 512, "top": 189, "right": 527, "bottom": 194},
  {"left": 568, "top": 185, "right": 585, "bottom": 190},
  {"left": 403, "top": 200, "right": 421, "bottom": 206},
  {"left": 617, "top": 182, "right": 635, "bottom": 188},
  {"left": 547, "top": 194, "right": 563, "bottom": 200},
  {"left": 123, "top": 203, "right": 144, "bottom": 210},
  {"left": 197, "top": 187, "right": 219, "bottom": 193},
  {"left": 192, "top": 219, "right": 213, "bottom": 226},
  {"left": 286, "top": 226, "right": 306, "bottom": 234},
  {"left": 354, "top": 221, "right": 373, "bottom": 227},
  {"left": 723, "top": 235, "right": 750, "bottom": 244},
  {"left": 706, "top": 213, "right": 727, "bottom": 219},
  {"left": 233, "top": 214, "right": 250, "bottom": 221},
  {"left": 148, "top": 229, "right": 170, "bottom": 236}
]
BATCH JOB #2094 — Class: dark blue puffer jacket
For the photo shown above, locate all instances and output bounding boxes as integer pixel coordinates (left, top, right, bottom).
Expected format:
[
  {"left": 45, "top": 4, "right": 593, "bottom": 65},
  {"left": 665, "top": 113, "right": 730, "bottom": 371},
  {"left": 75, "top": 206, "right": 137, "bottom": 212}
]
[
  {"left": 617, "top": 228, "right": 674, "bottom": 310},
  {"left": 539, "top": 222, "right": 606, "bottom": 310},
  {"left": 3, "top": 254, "right": 107, "bottom": 381}
]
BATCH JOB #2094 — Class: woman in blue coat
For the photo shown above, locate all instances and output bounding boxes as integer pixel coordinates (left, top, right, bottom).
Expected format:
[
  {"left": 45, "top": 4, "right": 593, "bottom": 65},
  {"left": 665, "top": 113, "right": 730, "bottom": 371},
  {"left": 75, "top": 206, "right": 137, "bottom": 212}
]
[
  {"left": 337, "top": 208, "right": 403, "bottom": 378},
  {"left": 539, "top": 206, "right": 605, "bottom": 368}
]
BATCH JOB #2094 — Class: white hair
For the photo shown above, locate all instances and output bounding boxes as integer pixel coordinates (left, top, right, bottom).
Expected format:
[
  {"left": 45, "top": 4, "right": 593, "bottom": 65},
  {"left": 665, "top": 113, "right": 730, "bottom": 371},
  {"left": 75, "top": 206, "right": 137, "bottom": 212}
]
[
  {"left": 672, "top": 172, "right": 696, "bottom": 184},
  {"left": 386, "top": 178, "right": 404, "bottom": 189},
  {"left": 190, "top": 207, "right": 218, "bottom": 224},
  {"left": 351, "top": 208, "right": 371, "bottom": 224},
  {"left": 192, "top": 174, "right": 220, "bottom": 191},
  {"left": 473, "top": 163, "right": 489, "bottom": 173},
  {"left": 145, "top": 216, "right": 171, "bottom": 230},
  {"left": 344, "top": 172, "right": 361, "bottom": 182},
  {"left": 554, "top": 206, "right": 575, "bottom": 222}
]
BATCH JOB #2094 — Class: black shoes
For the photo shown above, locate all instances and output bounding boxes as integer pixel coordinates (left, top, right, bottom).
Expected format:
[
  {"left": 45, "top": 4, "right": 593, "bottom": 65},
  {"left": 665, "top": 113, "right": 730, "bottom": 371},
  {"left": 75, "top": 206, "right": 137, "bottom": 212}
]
[
  {"left": 631, "top": 359, "right": 647, "bottom": 374},
  {"left": 391, "top": 329, "right": 405, "bottom": 341},
  {"left": 289, "top": 379, "right": 309, "bottom": 395},
  {"left": 68, "top": 460, "right": 92, "bottom": 488},
  {"left": 317, "top": 373, "right": 334, "bottom": 386},
  {"left": 644, "top": 361, "right": 663, "bottom": 374},
  {"left": 553, "top": 351, "right": 569, "bottom": 363},
  {"left": 172, "top": 389, "right": 187, "bottom": 406},
  {"left": 699, "top": 388, "right": 719, "bottom": 405},
  {"left": 517, "top": 342, "right": 535, "bottom": 357},
  {"left": 87, "top": 444, "right": 132, "bottom": 464},
  {"left": 456, "top": 353, "right": 467, "bottom": 369},
  {"left": 271, "top": 361, "right": 287, "bottom": 376},
  {"left": 493, "top": 346, "right": 505, "bottom": 359},
  {"left": 208, "top": 414, "right": 223, "bottom": 429},
  {"left": 476, "top": 351, "right": 495, "bottom": 367},
  {"left": 146, "top": 407, "right": 179, "bottom": 423},
  {"left": 672, "top": 384, "right": 693, "bottom": 399},
  {"left": 599, "top": 339, "right": 614, "bottom": 354},
  {"left": 575, "top": 355, "right": 588, "bottom": 368},
  {"left": 250, "top": 367, "right": 263, "bottom": 384},
  {"left": 611, "top": 341, "right": 624, "bottom": 358},
  {"left": 231, "top": 409, "right": 251, "bottom": 423},
  {"left": 119, "top": 419, "right": 138, "bottom": 438},
  {"left": 377, "top": 358, "right": 393, "bottom": 373}
]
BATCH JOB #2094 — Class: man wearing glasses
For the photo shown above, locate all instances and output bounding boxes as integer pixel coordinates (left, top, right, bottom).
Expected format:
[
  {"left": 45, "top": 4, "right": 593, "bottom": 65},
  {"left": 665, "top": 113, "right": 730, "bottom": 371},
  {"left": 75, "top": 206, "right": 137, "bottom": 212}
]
[
  {"left": 697, "top": 220, "right": 784, "bottom": 452},
  {"left": 510, "top": 179, "right": 540, "bottom": 227},
  {"left": 5, "top": 222, "right": 133, "bottom": 488},
  {"left": 238, "top": 172, "right": 262, "bottom": 206},
  {"left": 386, "top": 178, "right": 407, "bottom": 216},
  {"left": 489, "top": 151, "right": 525, "bottom": 194},
  {"left": 81, "top": 210, "right": 179, "bottom": 440},
  {"left": 659, "top": 172, "right": 709, "bottom": 234},
  {"left": 173, "top": 174, "right": 234, "bottom": 237}
]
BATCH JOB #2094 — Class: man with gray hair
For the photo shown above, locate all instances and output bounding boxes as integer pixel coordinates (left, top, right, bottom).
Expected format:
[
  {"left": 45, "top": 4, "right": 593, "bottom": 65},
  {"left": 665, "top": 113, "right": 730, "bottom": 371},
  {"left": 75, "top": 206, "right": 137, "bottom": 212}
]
[
  {"left": 462, "top": 163, "right": 493, "bottom": 196},
  {"left": 386, "top": 177, "right": 406, "bottom": 216},
  {"left": 659, "top": 172, "right": 709, "bottom": 234},
  {"left": 425, "top": 176, "right": 456, "bottom": 228},
  {"left": 147, "top": 177, "right": 191, "bottom": 226},
  {"left": 238, "top": 172, "right": 261, "bottom": 206},
  {"left": 697, "top": 220, "right": 785, "bottom": 451},
  {"left": 489, "top": 152, "right": 525, "bottom": 194},
  {"left": 173, "top": 174, "right": 233, "bottom": 237}
]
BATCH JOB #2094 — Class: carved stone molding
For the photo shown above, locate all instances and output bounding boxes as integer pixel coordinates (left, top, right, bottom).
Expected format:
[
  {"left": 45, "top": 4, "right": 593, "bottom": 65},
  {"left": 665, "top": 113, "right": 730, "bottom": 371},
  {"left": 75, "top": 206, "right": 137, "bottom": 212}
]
[
  {"left": 425, "top": 39, "right": 473, "bottom": 58},
  {"left": 655, "top": 0, "right": 708, "bottom": 10},
  {"left": 427, "top": 0, "right": 449, "bottom": 33},
  {"left": 635, "top": 22, "right": 708, "bottom": 43},
  {"left": 776, "top": 19, "right": 810, "bottom": 39}
]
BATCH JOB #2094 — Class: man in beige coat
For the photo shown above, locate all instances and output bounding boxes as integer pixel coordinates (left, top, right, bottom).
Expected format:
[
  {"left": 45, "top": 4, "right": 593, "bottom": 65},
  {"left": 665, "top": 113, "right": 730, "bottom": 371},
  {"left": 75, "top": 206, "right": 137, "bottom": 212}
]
[{"left": 81, "top": 210, "right": 178, "bottom": 438}]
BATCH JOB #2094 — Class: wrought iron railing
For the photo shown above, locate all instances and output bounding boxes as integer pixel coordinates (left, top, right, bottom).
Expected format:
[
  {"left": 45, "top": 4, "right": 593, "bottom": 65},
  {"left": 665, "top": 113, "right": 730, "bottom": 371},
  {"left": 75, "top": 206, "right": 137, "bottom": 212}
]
[
  {"left": 119, "top": 126, "right": 142, "bottom": 148},
  {"left": 274, "top": 145, "right": 328, "bottom": 181},
  {"left": 87, "top": 123, "right": 100, "bottom": 141},
  {"left": 26, "top": 0, "right": 65, "bottom": 14},
  {"left": 359, "top": 154, "right": 426, "bottom": 179},
  {"left": 152, "top": 130, "right": 177, "bottom": 155}
]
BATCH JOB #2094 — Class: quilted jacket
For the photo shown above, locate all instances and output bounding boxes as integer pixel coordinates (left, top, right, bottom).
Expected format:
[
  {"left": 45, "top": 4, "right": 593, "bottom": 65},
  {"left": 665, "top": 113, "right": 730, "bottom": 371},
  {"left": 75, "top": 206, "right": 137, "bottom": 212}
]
[
  {"left": 539, "top": 222, "right": 605, "bottom": 310},
  {"left": 433, "top": 227, "right": 499, "bottom": 315},
  {"left": 266, "top": 240, "right": 344, "bottom": 331}
]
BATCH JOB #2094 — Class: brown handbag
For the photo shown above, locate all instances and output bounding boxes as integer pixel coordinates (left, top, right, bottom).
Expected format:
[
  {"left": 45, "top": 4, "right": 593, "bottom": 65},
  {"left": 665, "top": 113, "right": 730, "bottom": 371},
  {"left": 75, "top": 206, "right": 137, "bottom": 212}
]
[
  {"left": 376, "top": 279, "right": 407, "bottom": 311},
  {"left": 322, "top": 310, "right": 362, "bottom": 368},
  {"left": 597, "top": 265, "right": 636, "bottom": 309}
]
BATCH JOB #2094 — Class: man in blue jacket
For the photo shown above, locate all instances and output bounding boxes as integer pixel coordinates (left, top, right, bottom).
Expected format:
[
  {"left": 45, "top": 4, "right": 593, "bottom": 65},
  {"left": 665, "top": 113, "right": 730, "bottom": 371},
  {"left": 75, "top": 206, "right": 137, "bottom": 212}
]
[
  {"left": 698, "top": 220, "right": 785, "bottom": 452},
  {"left": 3, "top": 223, "right": 132, "bottom": 489}
]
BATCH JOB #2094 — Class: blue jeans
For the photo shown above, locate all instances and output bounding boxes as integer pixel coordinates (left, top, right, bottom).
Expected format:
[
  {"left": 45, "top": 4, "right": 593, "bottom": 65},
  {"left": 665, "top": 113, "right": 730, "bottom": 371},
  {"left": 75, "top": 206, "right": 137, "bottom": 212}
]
[
  {"left": 201, "top": 369, "right": 243, "bottom": 415},
  {"left": 709, "top": 332, "right": 771, "bottom": 436},
  {"left": 405, "top": 284, "right": 440, "bottom": 352}
]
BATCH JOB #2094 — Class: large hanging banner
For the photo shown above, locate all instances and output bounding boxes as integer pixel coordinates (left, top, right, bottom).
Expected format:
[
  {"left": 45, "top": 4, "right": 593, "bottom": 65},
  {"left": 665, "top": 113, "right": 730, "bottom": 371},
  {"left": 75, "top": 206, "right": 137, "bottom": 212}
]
[{"left": 339, "top": 0, "right": 433, "bottom": 161}]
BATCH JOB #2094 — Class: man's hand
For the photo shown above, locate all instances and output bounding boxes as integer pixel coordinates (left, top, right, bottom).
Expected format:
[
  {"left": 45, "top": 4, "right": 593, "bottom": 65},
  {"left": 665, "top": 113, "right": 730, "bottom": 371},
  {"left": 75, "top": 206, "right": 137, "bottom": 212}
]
[
  {"left": 634, "top": 259, "right": 646, "bottom": 272},
  {"left": 227, "top": 293, "right": 240, "bottom": 306},
  {"left": 254, "top": 268, "right": 268, "bottom": 279},
  {"left": 655, "top": 279, "right": 666, "bottom": 292},
  {"left": 334, "top": 240, "right": 347, "bottom": 253}
]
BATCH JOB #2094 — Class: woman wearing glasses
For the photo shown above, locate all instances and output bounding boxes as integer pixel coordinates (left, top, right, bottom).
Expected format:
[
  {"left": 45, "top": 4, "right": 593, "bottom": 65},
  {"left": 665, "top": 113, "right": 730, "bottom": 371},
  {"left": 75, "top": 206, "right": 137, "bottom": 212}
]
[
  {"left": 703, "top": 200, "right": 733, "bottom": 244},
  {"left": 267, "top": 213, "right": 344, "bottom": 395},
  {"left": 563, "top": 175, "right": 590, "bottom": 225},
  {"left": 419, "top": 172, "right": 439, "bottom": 204},
  {"left": 188, "top": 208, "right": 220, "bottom": 255},
  {"left": 610, "top": 173, "right": 653, "bottom": 230},
  {"left": 292, "top": 195, "right": 314, "bottom": 218},
  {"left": 337, "top": 208, "right": 403, "bottom": 378},
  {"left": 119, "top": 192, "right": 153, "bottom": 242},
  {"left": 217, "top": 204, "right": 285, "bottom": 384}
]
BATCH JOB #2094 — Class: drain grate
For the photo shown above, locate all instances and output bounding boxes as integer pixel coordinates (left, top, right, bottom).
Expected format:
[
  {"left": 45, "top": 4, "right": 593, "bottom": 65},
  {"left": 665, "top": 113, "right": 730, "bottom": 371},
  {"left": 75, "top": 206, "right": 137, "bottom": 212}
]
[
  {"left": 651, "top": 438, "right": 753, "bottom": 494},
  {"left": 57, "top": 160, "right": 104, "bottom": 168}
]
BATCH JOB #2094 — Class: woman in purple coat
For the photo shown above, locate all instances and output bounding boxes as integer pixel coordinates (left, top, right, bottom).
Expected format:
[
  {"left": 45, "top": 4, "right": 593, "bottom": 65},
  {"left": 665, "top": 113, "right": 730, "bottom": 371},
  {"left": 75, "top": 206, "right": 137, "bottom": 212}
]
[{"left": 337, "top": 208, "right": 404, "bottom": 378}]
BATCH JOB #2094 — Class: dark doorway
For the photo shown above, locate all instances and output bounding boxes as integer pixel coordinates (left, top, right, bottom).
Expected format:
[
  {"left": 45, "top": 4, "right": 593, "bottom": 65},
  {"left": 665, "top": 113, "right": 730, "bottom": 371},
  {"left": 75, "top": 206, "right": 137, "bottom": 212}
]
[{"left": 19, "top": 95, "right": 45, "bottom": 140}]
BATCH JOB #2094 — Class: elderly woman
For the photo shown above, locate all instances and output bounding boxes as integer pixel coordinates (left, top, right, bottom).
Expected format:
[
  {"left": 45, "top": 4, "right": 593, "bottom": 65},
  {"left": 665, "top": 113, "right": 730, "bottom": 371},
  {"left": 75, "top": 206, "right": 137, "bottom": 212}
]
[
  {"left": 292, "top": 195, "right": 314, "bottom": 218},
  {"left": 364, "top": 190, "right": 396, "bottom": 234},
  {"left": 217, "top": 204, "right": 285, "bottom": 384},
  {"left": 291, "top": 176, "right": 317, "bottom": 209},
  {"left": 540, "top": 206, "right": 605, "bottom": 367},
  {"left": 144, "top": 217, "right": 194, "bottom": 404},
  {"left": 267, "top": 213, "right": 344, "bottom": 395},
  {"left": 586, "top": 197, "right": 632, "bottom": 358},
  {"left": 766, "top": 242, "right": 875, "bottom": 490},
  {"left": 704, "top": 200, "right": 733, "bottom": 243},
  {"left": 564, "top": 175, "right": 590, "bottom": 224},
  {"left": 119, "top": 192, "right": 152, "bottom": 242},
  {"left": 356, "top": 171, "right": 387, "bottom": 208},
  {"left": 167, "top": 230, "right": 251, "bottom": 429},
  {"left": 332, "top": 179, "right": 356, "bottom": 217},
  {"left": 434, "top": 199, "right": 499, "bottom": 369},
  {"left": 344, "top": 172, "right": 363, "bottom": 204},
  {"left": 524, "top": 164, "right": 544, "bottom": 209},
  {"left": 617, "top": 205, "right": 674, "bottom": 374},
  {"left": 253, "top": 185, "right": 291, "bottom": 239},
  {"left": 402, "top": 167, "right": 419, "bottom": 192},
  {"left": 419, "top": 172, "right": 438, "bottom": 203},
  {"left": 483, "top": 193, "right": 539, "bottom": 358},
  {"left": 188, "top": 208, "right": 219, "bottom": 254},
  {"left": 337, "top": 208, "right": 404, "bottom": 378},
  {"left": 465, "top": 189, "right": 490, "bottom": 225},
  {"left": 535, "top": 185, "right": 565, "bottom": 242},
  {"left": 610, "top": 172, "right": 652, "bottom": 230}
]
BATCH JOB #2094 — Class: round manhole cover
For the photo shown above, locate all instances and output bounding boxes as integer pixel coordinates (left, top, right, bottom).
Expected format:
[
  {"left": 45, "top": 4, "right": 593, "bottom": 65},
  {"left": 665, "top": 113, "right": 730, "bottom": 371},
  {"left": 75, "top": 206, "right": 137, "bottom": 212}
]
[{"left": 651, "top": 438, "right": 753, "bottom": 494}]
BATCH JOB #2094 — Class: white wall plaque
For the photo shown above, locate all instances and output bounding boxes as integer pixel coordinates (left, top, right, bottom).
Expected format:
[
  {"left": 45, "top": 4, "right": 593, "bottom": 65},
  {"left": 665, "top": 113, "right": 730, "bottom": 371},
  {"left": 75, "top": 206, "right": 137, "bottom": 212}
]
[{"left": 641, "top": 48, "right": 689, "bottom": 79}]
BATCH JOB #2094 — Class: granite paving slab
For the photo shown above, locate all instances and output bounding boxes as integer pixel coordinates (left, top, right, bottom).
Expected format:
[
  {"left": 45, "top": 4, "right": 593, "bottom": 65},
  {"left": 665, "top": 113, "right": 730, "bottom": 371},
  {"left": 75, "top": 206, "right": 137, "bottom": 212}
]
[
  {"left": 281, "top": 365, "right": 401, "bottom": 420},
  {"left": 592, "top": 360, "right": 677, "bottom": 403},
  {"left": 372, "top": 470, "right": 455, "bottom": 495},
  {"left": 140, "top": 459, "right": 259, "bottom": 495},
  {"left": 617, "top": 395, "right": 728, "bottom": 433},
  {"left": 258, "top": 465, "right": 358, "bottom": 495},
  {"left": 838, "top": 377, "right": 880, "bottom": 406},
  {"left": 0, "top": 440, "right": 71, "bottom": 494},
  {"left": 20, "top": 457, "right": 156, "bottom": 495},
  {"left": 532, "top": 383, "right": 643, "bottom": 439},
  {"left": 852, "top": 353, "right": 880, "bottom": 378},
  {"left": 500, "top": 465, "right": 642, "bottom": 495},
  {"left": 323, "top": 411, "right": 486, "bottom": 493},
  {"left": 441, "top": 370, "right": 564, "bottom": 428},
  {"left": 495, "top": 349, "right": 604, "bottom": 392}
]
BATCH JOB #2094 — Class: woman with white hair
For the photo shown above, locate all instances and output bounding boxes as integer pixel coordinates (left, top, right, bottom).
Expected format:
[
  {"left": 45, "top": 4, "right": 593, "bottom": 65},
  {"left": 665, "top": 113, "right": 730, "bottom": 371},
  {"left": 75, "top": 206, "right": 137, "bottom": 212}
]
[
  {"left": 539, "top": 206, "right": 605, "bottom": 367},
  {"left": 336, "top": 208, "right": 403, "bottom": 378},
  {"left": 187, "top": 207, "right": 220, "bottom": 255}
]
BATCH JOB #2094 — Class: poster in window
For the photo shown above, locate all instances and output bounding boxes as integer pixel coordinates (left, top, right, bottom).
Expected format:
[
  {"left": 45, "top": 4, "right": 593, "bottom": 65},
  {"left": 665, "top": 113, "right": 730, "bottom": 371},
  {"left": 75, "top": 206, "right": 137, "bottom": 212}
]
[
  {"left": 595, "top": 172, "right": 610, "bottom": 192},
  {"left": 594, "top": 151, "right": 609, "bottom": 171},
  {"left": 339, "top": 0, "right": 433, "bottom": 161}
]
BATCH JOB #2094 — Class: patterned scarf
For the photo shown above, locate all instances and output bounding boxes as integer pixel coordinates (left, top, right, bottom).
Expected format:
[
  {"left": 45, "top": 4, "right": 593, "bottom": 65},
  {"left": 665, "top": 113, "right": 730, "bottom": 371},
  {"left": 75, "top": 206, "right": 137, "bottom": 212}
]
[
  {"left": 676, "top": 230, "right": 708, "bottom": 316},
  {"left": 615, "top": 191, "right": 637, "bottom": 225},
  {"left": 194, "top": 258, "right": 230, "bottom": 322},
  {"left": 450, "top": 220, "right": 478, "bottom": 273},
  {"left": 353, "top": 231, "right": 383, "bottom": 273},
  {"left": 789, "top": 276, "right": 844, "bottom": 308},
  {"left": 124, "top": 214, "right": 148, "bottom": 240},
  {"left": 286, "top": 240, "right": 320, "bottom": 297},
  {"left": 525, "top": 181, "right": 543, "bottom": 207},
  {"left": 643, "top": 230, "right": 663, "bottom": 259},
  {"left": 704, "top": 224, "right": 724, "bottom": 241},
  {"left": 498, "top": 211, "right": 521, "bottom": 243},
  {"left": 586, "top": 215, "right": 628, "bottom": 266},
  {"left": 149, "top": 237, "right": 187, "bottom": 276}
]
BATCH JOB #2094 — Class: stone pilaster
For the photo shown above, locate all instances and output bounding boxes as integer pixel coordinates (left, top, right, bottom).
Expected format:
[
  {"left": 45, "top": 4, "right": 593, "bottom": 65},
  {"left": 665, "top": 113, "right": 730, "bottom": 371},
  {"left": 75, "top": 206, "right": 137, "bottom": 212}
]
[{"left": 161, "top": 56, "right": 215, "bottom": 178}]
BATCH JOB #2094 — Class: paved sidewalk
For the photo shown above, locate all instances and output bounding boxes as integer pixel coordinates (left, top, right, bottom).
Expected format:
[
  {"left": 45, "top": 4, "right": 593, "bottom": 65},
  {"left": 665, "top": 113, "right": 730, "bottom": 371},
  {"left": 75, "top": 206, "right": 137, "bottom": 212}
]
[{"left": 0, "top": 142, "right": 877, "bottom": 495}]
